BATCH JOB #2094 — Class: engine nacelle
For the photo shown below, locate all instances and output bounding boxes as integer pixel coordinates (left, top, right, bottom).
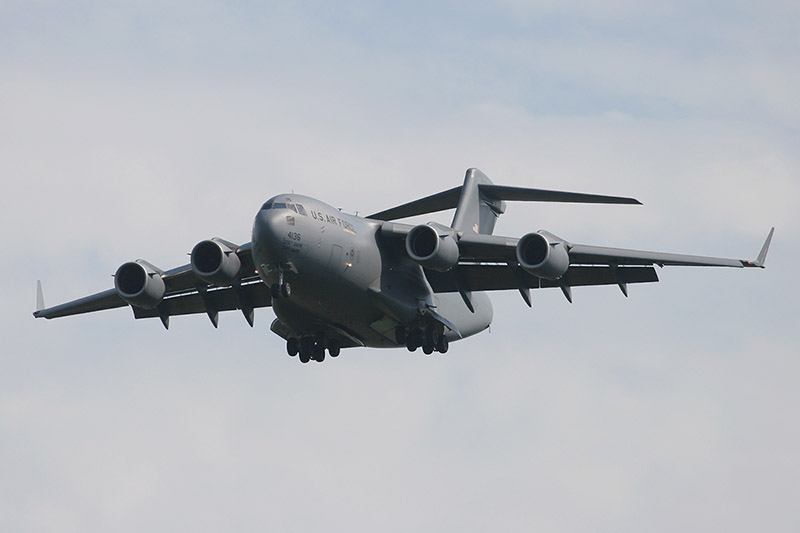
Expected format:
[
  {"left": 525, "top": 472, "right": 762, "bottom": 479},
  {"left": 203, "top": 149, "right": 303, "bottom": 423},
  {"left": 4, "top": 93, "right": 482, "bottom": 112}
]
[
  {"left": 114, "top": 260, "right": 166, "bottom": 309},
  {"left": 191, "top": 238, "right": 242, "bottom": 285},
  {"left": 516, "top": 232, "right": 570, "bottom": 280},
  {"left": 405, "top": 224, "right": 460, "bottom": 272}
]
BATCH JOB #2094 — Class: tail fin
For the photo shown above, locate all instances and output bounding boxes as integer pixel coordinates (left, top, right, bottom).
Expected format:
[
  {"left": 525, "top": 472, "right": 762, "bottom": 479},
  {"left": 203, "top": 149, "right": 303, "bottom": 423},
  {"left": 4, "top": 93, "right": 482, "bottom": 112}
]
[{"left": 451, "top": 169, "right": 505, "bottom": 235}]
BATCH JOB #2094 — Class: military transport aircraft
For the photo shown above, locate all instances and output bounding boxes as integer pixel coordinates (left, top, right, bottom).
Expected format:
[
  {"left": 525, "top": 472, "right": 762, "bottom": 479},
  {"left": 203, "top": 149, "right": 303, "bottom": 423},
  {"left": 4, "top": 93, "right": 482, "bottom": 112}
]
[{"left": 34, "top": 168, "right": 773, "bottom": 363}]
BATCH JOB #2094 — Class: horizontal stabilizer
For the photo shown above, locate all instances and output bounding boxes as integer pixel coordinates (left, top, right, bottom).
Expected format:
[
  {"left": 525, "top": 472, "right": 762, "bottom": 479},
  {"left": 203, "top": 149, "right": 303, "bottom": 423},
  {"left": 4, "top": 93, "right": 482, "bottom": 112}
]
[
  {"left": 368, "top": 187, "right": 462, "bottom": 221},
  {"left": 367, "top": 168, "right": 640, "bottom": 222},
  {"left": 478, "top": 184, "right": 641, "bottom": 205}
]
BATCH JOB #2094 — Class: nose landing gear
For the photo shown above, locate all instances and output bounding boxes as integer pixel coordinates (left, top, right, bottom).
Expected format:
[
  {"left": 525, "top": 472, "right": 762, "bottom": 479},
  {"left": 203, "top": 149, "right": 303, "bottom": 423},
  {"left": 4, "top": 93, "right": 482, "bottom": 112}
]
[{"left": 270, "top": 281, "right": 291, "bottom": 299}]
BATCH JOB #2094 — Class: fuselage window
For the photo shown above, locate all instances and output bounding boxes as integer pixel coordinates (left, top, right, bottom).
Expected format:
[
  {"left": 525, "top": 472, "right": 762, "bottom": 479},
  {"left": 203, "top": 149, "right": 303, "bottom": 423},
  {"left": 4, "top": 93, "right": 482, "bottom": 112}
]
[
  {"left": 295, "top": 204, "right": 308, "bottom": 216},
  {"left": 261, "top": 201, "right": 273, "bottom": 211},
  {"left": 272, "top": 202, "right": 287, "bottom": 209},
  {"left": 286, "top": 201, "right": 298, "bottom": 213}
]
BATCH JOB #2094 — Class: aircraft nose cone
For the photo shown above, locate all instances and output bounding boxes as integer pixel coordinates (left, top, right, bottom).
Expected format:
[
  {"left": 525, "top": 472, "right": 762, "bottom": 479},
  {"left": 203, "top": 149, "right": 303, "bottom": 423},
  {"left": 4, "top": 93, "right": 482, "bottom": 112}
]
[{"left": 252, "top": 208, "right": 286, "bottom": 265}]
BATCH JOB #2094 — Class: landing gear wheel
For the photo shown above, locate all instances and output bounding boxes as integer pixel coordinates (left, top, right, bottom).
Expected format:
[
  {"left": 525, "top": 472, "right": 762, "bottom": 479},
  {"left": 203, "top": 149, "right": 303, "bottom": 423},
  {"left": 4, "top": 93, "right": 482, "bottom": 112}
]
[
  {"left": 408, "top": 328, "right": 424, "bottom": 352},
  {"left": 395, "top": 327, "right": 407, "bottom": 345},
  {"left": 436, "top": 335, "right": 449, "bottom": 354},
  {"left": 287, "top": 338, "right": 299, "bottom": 356},
  {"left": 328, "top": 339, "right": 341, "bottom": 357},
  {"left": 309, "top": 338, "right": 325, "bottom": 362},
  {"left": 425, "top": 327, "right": 437, "bottom": 347},
  {"left": 299, "top": 338, "right": 312, "bottom": 363},
  {"left": 281, "top": 282, "right": 291, "bottom": 298},
  {"left": 422, "top": 343, "right": 434, "bottom": 355}
]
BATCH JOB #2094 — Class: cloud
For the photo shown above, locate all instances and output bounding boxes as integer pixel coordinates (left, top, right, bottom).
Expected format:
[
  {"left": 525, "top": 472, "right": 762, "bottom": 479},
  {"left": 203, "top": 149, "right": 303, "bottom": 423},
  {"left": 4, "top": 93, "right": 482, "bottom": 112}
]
[{"left": 1, "top": 2, "right": 798, "bottom": 532}]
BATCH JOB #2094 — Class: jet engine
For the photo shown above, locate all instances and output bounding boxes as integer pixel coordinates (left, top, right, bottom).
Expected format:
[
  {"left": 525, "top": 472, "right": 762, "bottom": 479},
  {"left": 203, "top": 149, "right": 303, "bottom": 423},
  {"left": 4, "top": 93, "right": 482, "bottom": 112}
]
[
  {"left": 191, "top": 238, "right": 242, "bottom": 285},
  {"left": 114, "top": 260, "right": 166, "bottom": 309},
  {"left": 516, "top": 232, "right": 570, "bottom": 280},
  {"left": 405, "top": 224, "right": 460, "bottom": 272}
]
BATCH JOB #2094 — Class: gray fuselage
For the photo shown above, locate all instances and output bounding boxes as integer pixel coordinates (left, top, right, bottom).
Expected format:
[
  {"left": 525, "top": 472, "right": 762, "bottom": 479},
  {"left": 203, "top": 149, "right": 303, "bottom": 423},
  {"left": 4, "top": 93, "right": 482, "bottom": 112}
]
[{"left": 251, "top": 194, "right": 492, "bottom": 348}]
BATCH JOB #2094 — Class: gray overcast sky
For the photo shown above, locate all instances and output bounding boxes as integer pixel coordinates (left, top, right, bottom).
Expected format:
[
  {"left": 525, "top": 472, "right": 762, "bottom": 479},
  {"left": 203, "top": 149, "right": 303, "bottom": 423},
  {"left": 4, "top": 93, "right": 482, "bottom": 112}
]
[{"left": 1, "top": 1, "right": 798, "bottom": 531}]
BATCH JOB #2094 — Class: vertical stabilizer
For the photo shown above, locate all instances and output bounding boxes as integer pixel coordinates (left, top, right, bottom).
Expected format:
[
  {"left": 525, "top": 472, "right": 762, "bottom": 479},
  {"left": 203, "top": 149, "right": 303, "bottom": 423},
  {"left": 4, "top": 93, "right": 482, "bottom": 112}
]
[{"left": 451, "top": 168, "right": 506, "bottom": 235}]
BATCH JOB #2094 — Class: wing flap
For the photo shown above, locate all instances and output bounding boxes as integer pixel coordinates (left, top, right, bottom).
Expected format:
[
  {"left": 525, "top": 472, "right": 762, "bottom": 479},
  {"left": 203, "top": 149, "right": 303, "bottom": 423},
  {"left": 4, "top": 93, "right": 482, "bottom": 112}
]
[
  {"left": 426, "top": 265, "right": 659, "bottom": 293},
  {"left": 132, "top": 282, "right": 271, "bottom": 319}
]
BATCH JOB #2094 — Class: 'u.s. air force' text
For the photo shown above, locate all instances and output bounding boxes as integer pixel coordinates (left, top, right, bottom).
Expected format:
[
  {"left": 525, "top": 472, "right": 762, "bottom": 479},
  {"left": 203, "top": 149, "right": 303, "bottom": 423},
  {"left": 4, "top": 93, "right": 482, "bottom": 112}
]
[{"left": 310, "top": 210, "right": 356, "bottom": 234}]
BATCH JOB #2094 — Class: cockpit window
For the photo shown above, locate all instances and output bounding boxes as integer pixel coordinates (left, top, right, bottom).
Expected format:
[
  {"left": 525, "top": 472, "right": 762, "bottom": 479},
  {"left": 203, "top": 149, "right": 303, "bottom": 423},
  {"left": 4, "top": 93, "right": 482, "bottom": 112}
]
[{"left": 261, "top": 199, "right": 305, "bottom": 213}]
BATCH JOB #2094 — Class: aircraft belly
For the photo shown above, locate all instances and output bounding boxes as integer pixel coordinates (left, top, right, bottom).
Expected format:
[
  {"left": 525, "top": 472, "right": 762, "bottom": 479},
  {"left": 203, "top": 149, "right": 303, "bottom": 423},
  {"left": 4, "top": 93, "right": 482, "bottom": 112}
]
[{"left": 271, "top": 278, "right": 399, "bottom": 348}]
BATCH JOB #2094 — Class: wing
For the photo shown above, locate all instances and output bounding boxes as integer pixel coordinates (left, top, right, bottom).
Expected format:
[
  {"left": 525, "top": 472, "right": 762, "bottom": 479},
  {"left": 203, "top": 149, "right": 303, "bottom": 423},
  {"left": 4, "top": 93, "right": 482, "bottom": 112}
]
[
  {"left": 34, "top": 241, "right": 270, "bottom": 328},
  {"left": 454, "top": 228, "right": 774, "bottom": 268},
  {"left": 381, "top": 223, "right": 773, "bottom": 303}
]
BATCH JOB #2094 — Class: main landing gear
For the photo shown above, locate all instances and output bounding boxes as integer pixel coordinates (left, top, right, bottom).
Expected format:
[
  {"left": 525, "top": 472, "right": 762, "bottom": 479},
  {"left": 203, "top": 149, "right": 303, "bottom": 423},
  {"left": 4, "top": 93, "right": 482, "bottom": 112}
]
[
  {"left": 396, "top": 326, "right": 449, "bottom": 355},
  {"left": 286, "top": 335, "right": 340, "bottom": 363}
]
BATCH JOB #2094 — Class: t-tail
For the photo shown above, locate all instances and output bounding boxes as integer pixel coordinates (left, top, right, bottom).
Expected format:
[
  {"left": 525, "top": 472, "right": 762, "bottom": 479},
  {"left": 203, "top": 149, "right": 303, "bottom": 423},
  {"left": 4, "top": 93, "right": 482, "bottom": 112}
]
[{"left": 367, "top": 167, "right": 641, "bottom": 232}]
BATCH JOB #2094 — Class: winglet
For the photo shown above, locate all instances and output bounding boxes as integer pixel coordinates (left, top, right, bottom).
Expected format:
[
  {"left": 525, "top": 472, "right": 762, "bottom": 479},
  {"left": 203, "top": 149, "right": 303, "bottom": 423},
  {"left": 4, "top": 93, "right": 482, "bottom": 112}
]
[
  {"left": 754, "top": 227, "right": 774, "bottom": 267},
  {"left": 36, "top": 280, "right": 45, "bottom": 313}
]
